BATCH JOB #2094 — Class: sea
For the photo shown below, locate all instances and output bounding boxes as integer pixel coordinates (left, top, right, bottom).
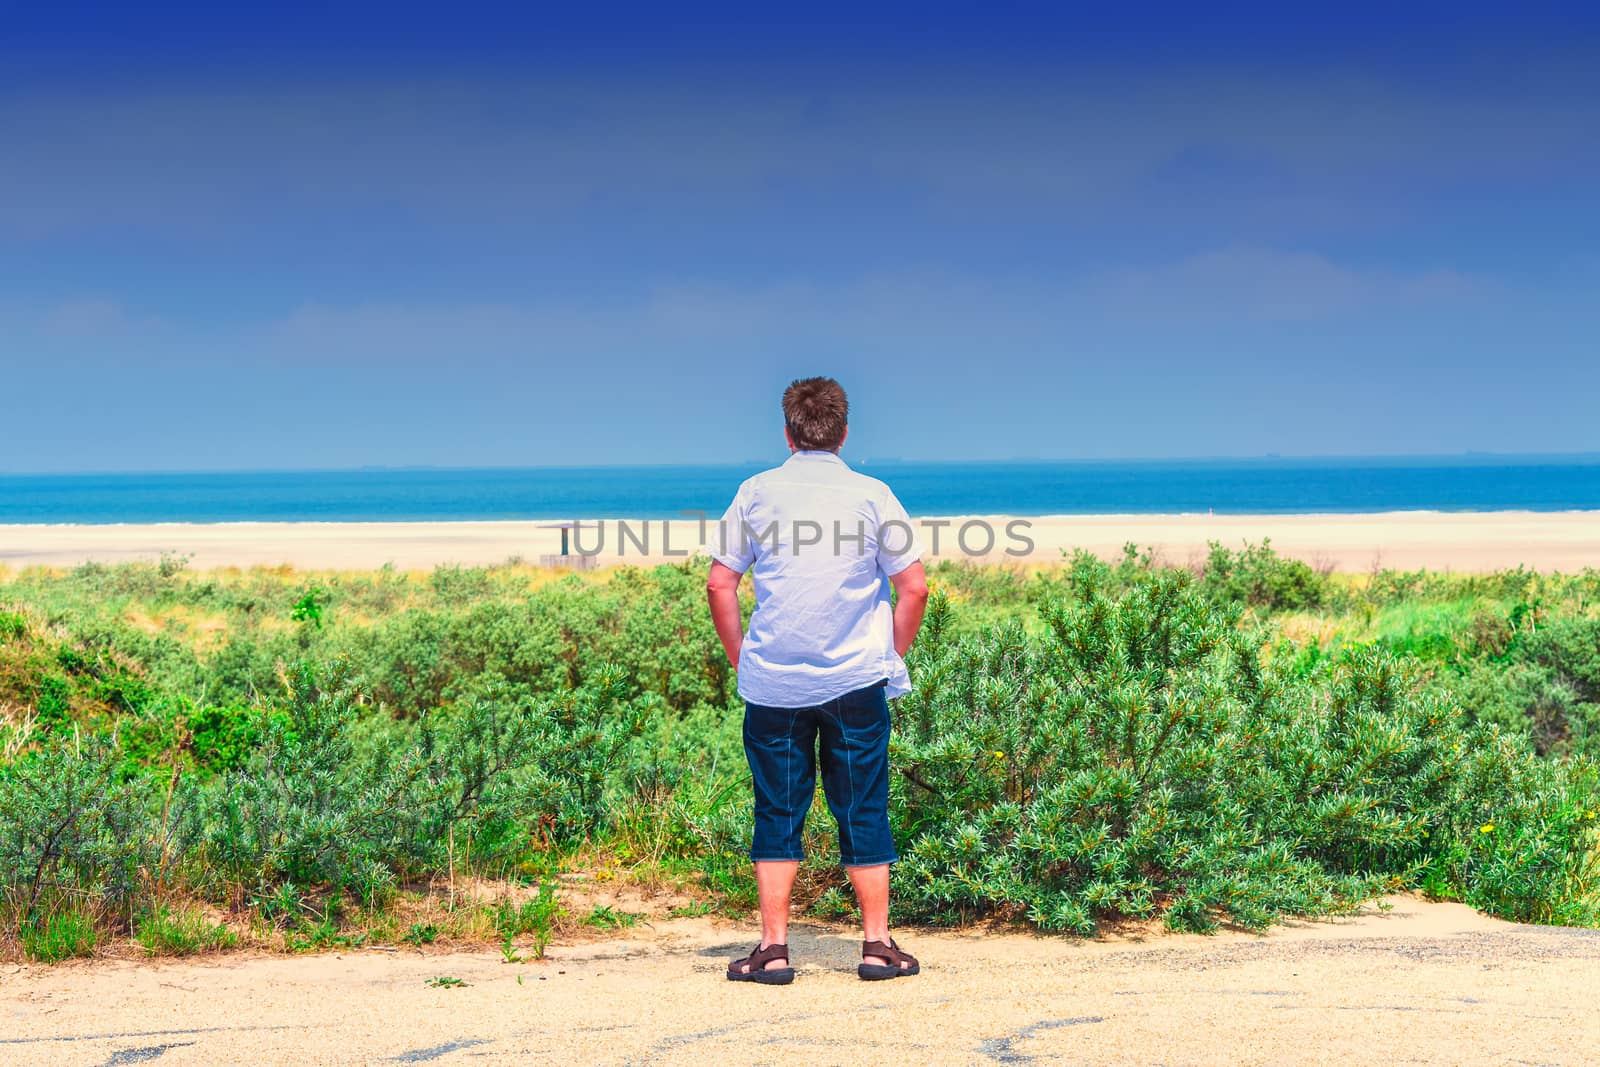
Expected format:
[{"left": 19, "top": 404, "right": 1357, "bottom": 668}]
[{"left": 2, "top": 456, "right": 1599, "bottom": 524}]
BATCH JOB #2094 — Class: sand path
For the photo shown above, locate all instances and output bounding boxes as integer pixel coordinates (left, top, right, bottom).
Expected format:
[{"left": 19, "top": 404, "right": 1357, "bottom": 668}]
[{"left": 3, "top": 896, "right": 1597, "bottom": 1065}]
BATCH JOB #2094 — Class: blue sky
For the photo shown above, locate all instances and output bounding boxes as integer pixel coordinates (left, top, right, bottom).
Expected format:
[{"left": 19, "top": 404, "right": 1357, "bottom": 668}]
[{"left": 3, "top": 2, "right": 1597, "bottom": 471}]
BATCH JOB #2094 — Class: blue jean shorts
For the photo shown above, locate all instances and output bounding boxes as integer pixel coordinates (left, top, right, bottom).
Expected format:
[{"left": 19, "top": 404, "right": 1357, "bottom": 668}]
[{"left": 743, "top": 678, "right": 898, "bottom": 868}]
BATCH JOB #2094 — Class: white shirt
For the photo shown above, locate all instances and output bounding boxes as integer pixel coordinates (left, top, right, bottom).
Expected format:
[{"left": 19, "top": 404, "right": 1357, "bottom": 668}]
[{"left": 711, "top": 450, "right": 923, "bottom": 708}]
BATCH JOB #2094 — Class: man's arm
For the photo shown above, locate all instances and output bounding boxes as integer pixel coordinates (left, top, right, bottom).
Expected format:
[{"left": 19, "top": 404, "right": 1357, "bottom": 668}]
[
  {"left": 706, "top": 560, "right": 746, "bottom": 669},
  {"left": 889, "top": 561, "right": 929, "bottom": 657}
]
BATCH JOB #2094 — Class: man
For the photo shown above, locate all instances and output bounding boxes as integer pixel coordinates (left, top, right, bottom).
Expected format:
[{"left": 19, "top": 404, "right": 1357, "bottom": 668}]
[{"left": 707, "top": 376, "right": 929, "bottom": 985}]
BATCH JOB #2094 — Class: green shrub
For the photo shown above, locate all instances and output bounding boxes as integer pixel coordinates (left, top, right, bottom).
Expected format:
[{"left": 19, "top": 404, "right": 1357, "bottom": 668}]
[
  {"left": 289, "top": 586, "right": 326, "bottom": 629},
  {"left": 1200, "top": 539, "right": 1328, "bottom": 611},
  {"left": 584, "top": 904, "right": 640, "bottom": 929},
  {"left": 889, "top": 571, "right": 1599, "bottom": 932},
  {"left": 32, "top": 673, "right": 72, "bottom": 724},
  {"left": 1439, "top": 739, "right": 1600, "bottom": 924},
  {"left": 1520, "top": 618, "right": 1600, "bottom": 704},
  {"left": 493, "top": 881, "right": 563, "bottom": 959},
  {"left": 0, "top": 610, "right": 26, "bottom": 642},
  {"left": 403, "top": 922, "right": 440, "bottom": 945},
  {"left": 185, "top": 703, "right": 273, "bottom": 773},
  {"left": 1444, "top": 661, "right": 1597, "bottom": 757},
  {"left": 4, "top": 554, "right": 1598, "bottom": 956},
  {"left": 0, "top": 741, "right": 159, "bottom": 925},
  {"left": 135, "top": 904, "right": 238, "bottom": 956},
  {"left": 20, "top": 909, "right": 99, "bottom": 962},
  {"left": 202, "top": 659, "right": 647, "bottom": 910}
]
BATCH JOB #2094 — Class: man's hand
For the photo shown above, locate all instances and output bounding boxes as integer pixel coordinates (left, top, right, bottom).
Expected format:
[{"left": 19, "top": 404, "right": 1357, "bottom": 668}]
[
  {"left": 706, "top": 560, "right": 746, "bottom": 669},
  {"left": 889, "top": 562, "right": 929, "bottom": 658}
]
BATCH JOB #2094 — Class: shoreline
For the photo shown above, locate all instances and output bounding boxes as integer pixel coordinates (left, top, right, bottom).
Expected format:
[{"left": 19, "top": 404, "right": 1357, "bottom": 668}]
[
  {"left": 7, "top": 505, "right": 1600, "bottom": 525},
  {"left": 3, "top": 510, "right": 1599, "bottom": 572}
]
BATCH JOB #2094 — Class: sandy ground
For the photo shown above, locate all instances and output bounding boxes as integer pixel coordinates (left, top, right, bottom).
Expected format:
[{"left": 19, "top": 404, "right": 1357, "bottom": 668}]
[
  {"left": 3, "top": 896, "right": 1597, "bottom": 1066},
  {"left": 3, "top": 510, "right": 1599, "bottom": 573}
]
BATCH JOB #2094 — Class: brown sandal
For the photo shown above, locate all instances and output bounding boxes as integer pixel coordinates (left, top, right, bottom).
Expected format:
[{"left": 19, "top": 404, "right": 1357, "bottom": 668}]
[
  {"left": 726, "top": 942, "right": 794, "bottom": 985},
  {"left": 859, "top": 938, "right": 919, "bottom": 980}
]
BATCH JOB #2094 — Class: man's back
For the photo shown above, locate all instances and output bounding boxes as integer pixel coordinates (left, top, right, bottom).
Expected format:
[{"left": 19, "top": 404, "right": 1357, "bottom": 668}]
[
  {"left": 711, "top": 449, "right": 920, "bottom": 708},
  {"left": 709, "top": 376, "right": 928, "bottom": 985}
]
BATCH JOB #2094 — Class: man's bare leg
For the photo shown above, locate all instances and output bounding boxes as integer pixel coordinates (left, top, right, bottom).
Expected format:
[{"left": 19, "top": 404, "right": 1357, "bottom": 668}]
[
  {"left": 847, "top": 862, "right": 894, "bottom": 966},
  {"left": 732, "top": 860, "right": 799, "bottom": 973}
]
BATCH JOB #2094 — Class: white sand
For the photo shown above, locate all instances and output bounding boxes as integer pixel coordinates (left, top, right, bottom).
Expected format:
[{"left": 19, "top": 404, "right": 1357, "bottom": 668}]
[{"left": 2, "top": 511, "right": 1598, "bottom": 572}]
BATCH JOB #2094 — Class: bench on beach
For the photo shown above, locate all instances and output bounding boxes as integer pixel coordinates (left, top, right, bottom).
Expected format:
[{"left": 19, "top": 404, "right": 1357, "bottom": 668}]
[{"left": 537, "top": 521, "right": 599, "bottom": 570}]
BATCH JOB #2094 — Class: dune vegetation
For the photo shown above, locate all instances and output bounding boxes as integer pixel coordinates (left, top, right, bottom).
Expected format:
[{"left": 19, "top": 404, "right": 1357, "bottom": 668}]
[{"left": 1, "top": 544, "right": 1597, "bottom": 961}]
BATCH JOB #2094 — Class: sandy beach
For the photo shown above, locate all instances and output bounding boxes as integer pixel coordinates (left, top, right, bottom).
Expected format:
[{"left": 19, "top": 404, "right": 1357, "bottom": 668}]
[{"left": 1, "top": 511, "right": 1597, "bottom": 573}]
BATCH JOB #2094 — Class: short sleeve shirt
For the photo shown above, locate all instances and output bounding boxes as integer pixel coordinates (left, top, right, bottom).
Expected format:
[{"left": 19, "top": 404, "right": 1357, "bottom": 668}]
[{"left": 710, "top": 450, "right": 923, "bottom": 708}]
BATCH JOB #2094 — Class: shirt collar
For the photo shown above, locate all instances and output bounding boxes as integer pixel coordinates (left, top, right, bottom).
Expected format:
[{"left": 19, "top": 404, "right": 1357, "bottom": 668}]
[{"left": 785, "top": 449, "right": 847, "bottom": 466}]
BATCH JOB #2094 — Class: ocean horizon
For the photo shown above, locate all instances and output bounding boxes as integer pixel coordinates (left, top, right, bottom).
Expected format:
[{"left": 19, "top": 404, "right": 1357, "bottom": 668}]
[{"left": 4, "top": 455, "right": 1600, "bottom": 525}]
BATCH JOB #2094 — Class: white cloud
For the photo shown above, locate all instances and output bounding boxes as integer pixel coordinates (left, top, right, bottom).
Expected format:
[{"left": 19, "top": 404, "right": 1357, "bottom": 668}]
[
  {"left": 32, "top": 297, "right": 147, "bottom": 337},
  {"left": 1, "top": 247, "right": 1492, "bottom": 378},
  {"left": 1087, "top": 247, "right": 1489, "bottom": 322}
]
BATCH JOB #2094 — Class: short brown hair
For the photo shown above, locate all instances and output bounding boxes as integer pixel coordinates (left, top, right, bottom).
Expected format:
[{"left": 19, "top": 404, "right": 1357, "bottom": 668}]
[{"left": 783, "top": 377, "right": 849, "bottom": 451}]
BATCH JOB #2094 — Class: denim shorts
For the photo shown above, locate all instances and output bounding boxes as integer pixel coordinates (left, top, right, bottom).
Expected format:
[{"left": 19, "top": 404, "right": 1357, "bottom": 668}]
[{"left": 742, "top": 679, "right": 898, "bottom": 868}]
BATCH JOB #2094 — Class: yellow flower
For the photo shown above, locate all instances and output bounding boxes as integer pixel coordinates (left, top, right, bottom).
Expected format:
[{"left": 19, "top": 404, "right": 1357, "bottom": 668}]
[
  {"left": 992, "top": 751, "right": 1006, "bottom": 759},
  {"left": 1479, "top": 822, "right": 1495, "bottom": 834}
]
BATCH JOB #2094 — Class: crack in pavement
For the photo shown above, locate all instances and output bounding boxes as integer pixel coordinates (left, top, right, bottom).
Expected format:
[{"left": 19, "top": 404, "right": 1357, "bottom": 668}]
[
  {"left": 978, "top": 1018, "right": 1105, "bottom": 1063},
  {"left": 622, "top": 997, "right": 958, "bottom": 1065},
  {"left": 100, "top": 1043, "right": 197, "bottom": 1066},
  {"left": 389, "top": 1038, "right": 494, "bottom": 1062},
  {"left": 1, "top": 1025, "right": 304, "bottom": 1047},
  {"left": 1113, "top": 988, "right": 1299, "bottom": 997}
]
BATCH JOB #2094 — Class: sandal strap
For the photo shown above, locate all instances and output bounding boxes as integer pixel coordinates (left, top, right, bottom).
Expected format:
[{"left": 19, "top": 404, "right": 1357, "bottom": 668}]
[
  {"left": 862, "top": 938, "right": 917, "bottom": 968},
  {"left": 734, "top": 941, "right": 789, "bottom": 971}
]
